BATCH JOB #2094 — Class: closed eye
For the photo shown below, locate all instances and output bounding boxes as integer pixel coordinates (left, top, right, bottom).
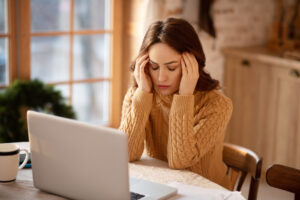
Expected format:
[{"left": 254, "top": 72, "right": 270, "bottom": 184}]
[
  {"left": 150, "top": 63, "right": 159, "bottom": 70},
  {"left": 167, "top": 66, "right": 178, "bottom": 71}
]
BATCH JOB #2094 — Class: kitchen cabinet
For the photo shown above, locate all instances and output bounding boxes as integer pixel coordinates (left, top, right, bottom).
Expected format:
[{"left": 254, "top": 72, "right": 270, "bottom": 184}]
[{"left": 223, "top": 47, "right": 300, "bottom": 169}]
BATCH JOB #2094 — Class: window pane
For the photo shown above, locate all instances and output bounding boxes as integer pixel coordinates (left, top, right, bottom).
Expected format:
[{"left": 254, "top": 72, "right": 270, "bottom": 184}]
[
  {"left": 0, "top": 0, "right": 7, "bottom": 33},
  {"left": 31, "top": 0, "right": 70, "bottom": 32},
  {"left": 0, "top": 38, "right": 8, "bottom": 86},
  {"left": 73, "top": 82, "right": 110, "bottom": 125},
  {"left": 73, "top": 34, "right": 110, "bottom": 80},
  {"left": 54, "top": 84, "right": 70, "bottom": 104},
  {"left": 31, "top": 36, "right": 69, "bottom": 83},
  {"left": 74, "top": 0, "right": 111, "bottom": 30}
]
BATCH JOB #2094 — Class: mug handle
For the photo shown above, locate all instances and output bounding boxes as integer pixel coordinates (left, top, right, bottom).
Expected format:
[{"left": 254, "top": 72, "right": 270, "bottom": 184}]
[{"left": 19, "top": 149, "right": 29, "bottom": 169}]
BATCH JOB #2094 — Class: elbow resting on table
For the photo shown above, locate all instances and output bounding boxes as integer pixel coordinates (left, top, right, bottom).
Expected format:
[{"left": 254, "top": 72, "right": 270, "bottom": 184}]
[
  {"left": 128, "top": 151, "right": 142, "bottom": 162},
  {"left": 168, "top": 154, "right": 199, "bottom": 170},
  {"left": 168, "top": 160, "right": 191, "bottom": 170},
  {"left": 129, "top": 158, "right": 140, "bottom": 162},
  {"left": 169, "top": 164, "right": 187, "bottom": 170}
]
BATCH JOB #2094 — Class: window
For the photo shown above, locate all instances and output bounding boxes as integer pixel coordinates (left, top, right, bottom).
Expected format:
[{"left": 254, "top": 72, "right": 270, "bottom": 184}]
[
  {"left": 0, "top": 0, "right": 9, "bottom": 87},
  {"left": 1, "top": 0, "right": 122, "bottom": 127}
]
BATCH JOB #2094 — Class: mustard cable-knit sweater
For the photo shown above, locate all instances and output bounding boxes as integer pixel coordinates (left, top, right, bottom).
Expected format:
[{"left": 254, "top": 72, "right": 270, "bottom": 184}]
[{"left": 119, "top": 87, "right": 233, "bottom": 189}]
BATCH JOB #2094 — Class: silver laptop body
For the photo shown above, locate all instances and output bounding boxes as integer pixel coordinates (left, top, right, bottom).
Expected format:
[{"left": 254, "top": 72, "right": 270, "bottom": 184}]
[{"left": 27, "top": 111, "right": 177, "bottom": 200}]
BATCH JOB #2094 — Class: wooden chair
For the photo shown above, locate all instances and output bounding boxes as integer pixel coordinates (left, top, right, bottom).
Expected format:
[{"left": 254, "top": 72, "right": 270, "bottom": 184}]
[
  {"left": 223, "top": 143, "right": 262, "bottom": 200},
  {"left": 266, "top": 164, "right": 300, "bottom": 200}
]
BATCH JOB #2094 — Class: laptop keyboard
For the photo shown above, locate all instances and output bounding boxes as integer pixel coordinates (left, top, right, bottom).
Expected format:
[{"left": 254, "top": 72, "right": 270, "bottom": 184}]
[{"left": 130, "top": 192, "right": 145, "bottom": 200}]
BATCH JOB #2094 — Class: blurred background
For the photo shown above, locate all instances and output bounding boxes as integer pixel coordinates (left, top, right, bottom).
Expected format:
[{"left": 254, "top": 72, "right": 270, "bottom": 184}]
[{"left": 0, "top": 0, "right": 299, "bottom": 199}]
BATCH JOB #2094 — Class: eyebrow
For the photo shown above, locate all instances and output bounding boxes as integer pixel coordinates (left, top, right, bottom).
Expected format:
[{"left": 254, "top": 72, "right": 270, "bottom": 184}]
[{"left": 150, "top": 59, "right": 178, "bottom": 65}]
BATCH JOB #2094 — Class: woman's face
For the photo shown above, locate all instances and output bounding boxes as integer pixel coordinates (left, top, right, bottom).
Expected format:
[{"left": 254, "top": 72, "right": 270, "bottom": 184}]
[{"left": 148, "top": 42, "right": 182, "bottom": 95}]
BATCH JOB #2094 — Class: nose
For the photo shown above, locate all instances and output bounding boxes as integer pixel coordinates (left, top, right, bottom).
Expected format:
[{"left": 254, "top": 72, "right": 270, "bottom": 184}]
[{"left": 158, "top": 68, "right": 168, "bottom": 82}]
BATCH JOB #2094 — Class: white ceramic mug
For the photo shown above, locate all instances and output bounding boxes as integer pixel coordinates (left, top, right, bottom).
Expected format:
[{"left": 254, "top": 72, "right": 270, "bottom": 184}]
[{"left": 0, "top": 143, "right": 29, "bottom": 182}]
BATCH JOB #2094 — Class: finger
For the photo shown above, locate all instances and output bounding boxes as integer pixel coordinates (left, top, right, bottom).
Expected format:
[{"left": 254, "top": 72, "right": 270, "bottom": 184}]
[
  {"left": 134, "top": 60, "right": 139, "bottom": 75},
  {"left": 189, "top": 53, "right": 198, "bottom": 74},
  {"left": 136, "top": 54, "right": 148, "bottom": 68},
  {"left": 182, "top": 53, "right": 191, "bottom": 74},
  {"left": 134, "top": 59, "right": 141, "bottom": 75},
  {"left": 140, "top": 59, "right": 149, "bottom": 82},
  {"left": 187, "top": 53, "right": 196, "bottom": 69},
  {"left": 138, "top": 55, "right": 148, "bottom": 69},
  {"left": 138, "top": 58, "right": 143, "bottom": 80},
  {"left": 184, "top": 53, "right": 194, "bottom": 74},
  {"left": 141, "top": 58, "right": 149, "bottom": 76},
  {"left": 181, "top": 57, "right": 187, "bottom": 76},
  {"left": 139, "top": 53, "right": 149, "bottom": 62},
  {"left": 134, "top": 67, "right": 139, "bottom": 85},
  {"left": 192, "top": 56, "right": 199, "bottom": 76},
  {"left": 135, "top": 54, "right": 148, "bottom": 85}
]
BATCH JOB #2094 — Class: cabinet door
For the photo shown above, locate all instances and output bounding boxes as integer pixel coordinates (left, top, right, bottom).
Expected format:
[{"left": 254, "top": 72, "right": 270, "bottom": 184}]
[
  {"left": 271, "top": 66, "right": 300, "bottom": 168},
  {"left": 224, "top": 56, "right": 272, "bottom": 156}
]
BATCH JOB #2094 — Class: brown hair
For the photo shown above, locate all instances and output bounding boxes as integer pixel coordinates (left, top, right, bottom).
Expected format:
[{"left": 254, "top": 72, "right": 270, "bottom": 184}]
[{"left": 130, "top": 17, "right": 219, "bottom": 91}]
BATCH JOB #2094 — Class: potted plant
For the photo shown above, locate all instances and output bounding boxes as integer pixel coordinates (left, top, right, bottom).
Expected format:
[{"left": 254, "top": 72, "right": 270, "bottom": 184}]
[{"left": 0, "top": 79, "right": 76, "bottom": 142}]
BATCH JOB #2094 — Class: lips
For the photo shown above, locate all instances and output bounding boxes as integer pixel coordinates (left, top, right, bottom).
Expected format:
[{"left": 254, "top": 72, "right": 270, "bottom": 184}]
[{"left": 158, "top": 85, "right": 170, "bottom": 89}]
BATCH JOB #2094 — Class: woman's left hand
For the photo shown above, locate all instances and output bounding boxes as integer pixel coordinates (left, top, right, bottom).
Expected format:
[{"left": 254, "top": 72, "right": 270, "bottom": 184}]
[{"left": 179, "top": 52, "right": 199, "bottom": 95}]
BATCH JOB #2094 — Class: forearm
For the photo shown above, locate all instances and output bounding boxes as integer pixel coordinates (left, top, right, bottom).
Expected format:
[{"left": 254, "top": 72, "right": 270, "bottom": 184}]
[
  {"left": 119, "top": 88, "right": 153, "bottom": 161},
  {"left": 168, "top": 94, "right": 199, "bottom": 169},
  {"left": 168, "top": 93, "right": 233, "bottom": 169}
]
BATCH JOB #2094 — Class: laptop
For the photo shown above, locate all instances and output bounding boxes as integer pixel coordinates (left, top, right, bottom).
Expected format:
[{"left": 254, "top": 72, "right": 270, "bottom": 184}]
[{"left": 27, "top": 111, "right": 177, "bottom": 200}]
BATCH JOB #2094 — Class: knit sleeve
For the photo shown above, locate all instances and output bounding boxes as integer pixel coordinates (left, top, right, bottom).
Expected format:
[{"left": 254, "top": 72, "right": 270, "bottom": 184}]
[
  {"left": 167, "top": 93, "right": 233, "bottom": 169},
  {"left": 119, "top": 87, "right": 153, "bottom": 161}
]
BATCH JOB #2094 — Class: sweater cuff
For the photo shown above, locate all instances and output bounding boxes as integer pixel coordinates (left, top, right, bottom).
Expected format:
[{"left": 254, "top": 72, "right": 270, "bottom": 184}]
[
  {"left": 171, "top": 94, "right": 194, "bottom": 115},
  {"left": 133, "top": 88, "right": 153, "bottom": 114}
]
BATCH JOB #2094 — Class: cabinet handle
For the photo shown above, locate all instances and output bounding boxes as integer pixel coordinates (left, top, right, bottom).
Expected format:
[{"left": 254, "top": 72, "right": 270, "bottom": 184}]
[
  {"left": 241, "top": 59, "right": 250, "bottom": 67},
  {"left": 290, "top": 69, "right": 300, "bottom": 78}
]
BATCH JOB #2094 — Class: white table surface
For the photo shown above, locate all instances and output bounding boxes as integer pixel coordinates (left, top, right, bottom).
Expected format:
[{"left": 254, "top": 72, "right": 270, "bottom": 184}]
[{"left": 0, "top": 142, "right": 243, "bottom": 200}]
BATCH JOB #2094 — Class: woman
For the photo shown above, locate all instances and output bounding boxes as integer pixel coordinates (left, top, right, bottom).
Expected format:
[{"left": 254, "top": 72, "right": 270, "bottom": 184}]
[{"left": 119, "top": 18, "right": 233, "bottom": 189}]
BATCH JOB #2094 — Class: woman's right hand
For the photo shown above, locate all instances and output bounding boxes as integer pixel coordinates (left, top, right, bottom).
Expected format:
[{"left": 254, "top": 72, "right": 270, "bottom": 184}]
[{"left": 134, "top": 54, "right": 152, "bottom": 93}]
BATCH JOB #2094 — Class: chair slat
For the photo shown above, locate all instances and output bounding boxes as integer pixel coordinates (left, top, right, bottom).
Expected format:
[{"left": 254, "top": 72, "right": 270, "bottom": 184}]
[
  {"left": 237, "top": 171, "right": 247, "bottom": 191},
  {"left": 230, "top": 168, "right": 239, "bottom": 190}
]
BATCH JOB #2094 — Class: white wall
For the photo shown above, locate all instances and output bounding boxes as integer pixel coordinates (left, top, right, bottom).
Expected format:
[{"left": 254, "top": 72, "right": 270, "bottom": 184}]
[{"left": 139, "top": 0, "right": 276, "bottom": 85}]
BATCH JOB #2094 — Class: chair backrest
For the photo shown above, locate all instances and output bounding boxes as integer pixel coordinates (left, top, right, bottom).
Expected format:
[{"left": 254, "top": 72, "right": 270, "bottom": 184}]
[
  {"left": 266, "top": 164, "right": 300, "bottom": 200},
  {"left": 223, "top": 143, "right": 262, "bottom": 200}
]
